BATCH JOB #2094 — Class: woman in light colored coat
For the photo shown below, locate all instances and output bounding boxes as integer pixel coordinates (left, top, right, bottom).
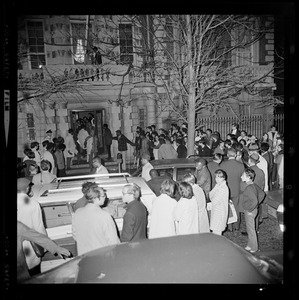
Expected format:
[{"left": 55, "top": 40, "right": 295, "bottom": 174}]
[
  {"left": 149, "top": 179, "right": 177, "bottom": 239},
  {"left": 174, "top": 182, "right": 198, "bottom": 235},
  {"left": 181, "top": 173, "right": 210, "bottom": 233},
  {"left": 209, "top": 169, "right": 229, "bottom": 235}
]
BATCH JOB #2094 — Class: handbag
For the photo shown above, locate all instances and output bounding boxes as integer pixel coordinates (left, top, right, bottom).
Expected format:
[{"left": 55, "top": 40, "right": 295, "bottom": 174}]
[
  {"left": 30, "top": 242, "right": 45, "bottom": 258},
  {"left": 227, "top": 200, "right": 238, "bottom": 224}
]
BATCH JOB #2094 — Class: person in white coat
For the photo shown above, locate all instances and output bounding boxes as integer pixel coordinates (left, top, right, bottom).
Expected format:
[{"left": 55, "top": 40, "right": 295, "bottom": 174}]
[
  {"left": 181, "top": 173, "right": 210, "bottom": 233},
  {"left": 17, "top": 178, "right": 47, "bottom": 277},
  {"left": 209, "top": 169, "right": 229, "bottom": 235},
  {"left": 149, "top": 179, "right": 178, "bottom": 239},
  {"left": 174, "top": 182, "right": 199, "bottom": 235},
  {"left": 64, "top": 129, "right": 78, "bottom": 170}
]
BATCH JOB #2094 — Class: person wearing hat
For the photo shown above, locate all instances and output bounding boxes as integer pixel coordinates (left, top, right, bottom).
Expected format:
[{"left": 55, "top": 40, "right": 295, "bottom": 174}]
[
  {"left": 248, "top": 143, "right": 268, "bottom": 192},
  {"left": 141, "top": 153, "right": 154, "bottom": 182},
  {"left": 43, "top": 129, "right": 53, "bottom": 143},
  {"left": 17, "top": 177, "right": 48, "bottom": 278},
  {"left": 112, "top": 129, "right": 135, "bottom": 171}
]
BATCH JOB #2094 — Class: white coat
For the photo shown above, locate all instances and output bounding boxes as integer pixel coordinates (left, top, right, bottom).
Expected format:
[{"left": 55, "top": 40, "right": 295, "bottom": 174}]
[
  {"left": 209, "top": 180, "right": 229, "bottom": 233},
  {"left": 149, "top": 193, "right": 177, "bottom": 239},
  {"left": 174, "top": 196, "right": 198, "bottom": 235},
  {"left": 192, "top": 184, "right": 210, "bottom": 233}
]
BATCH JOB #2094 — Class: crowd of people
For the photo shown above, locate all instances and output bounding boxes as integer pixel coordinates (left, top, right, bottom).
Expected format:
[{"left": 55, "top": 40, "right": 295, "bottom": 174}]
[{"left": 16, "top": 120, "right": 284, "bottom": 281}]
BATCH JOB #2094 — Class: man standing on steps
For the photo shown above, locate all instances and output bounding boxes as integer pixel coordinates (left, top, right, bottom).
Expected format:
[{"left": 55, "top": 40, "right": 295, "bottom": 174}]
[
  {"left": 113, "top": 129, "right": 135, "bottom": 171},
  {"left": 103, "top": 124, "right": 113, "bottom": 161}
]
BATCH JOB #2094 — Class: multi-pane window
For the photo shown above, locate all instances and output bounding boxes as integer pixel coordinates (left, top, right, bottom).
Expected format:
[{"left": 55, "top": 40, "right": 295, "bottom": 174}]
[
  {"left": 139, "top": 108, "right": 145, "bottom": 129},
  {"left": 27, "top": 21, "right": 46, "bottom": 69},
  {"left": 119, "top": 24, "right": 133, "bottom": 64},
  {"left": 26, "top": 113, "right": 36, "bottom": 141},
  {"left": 164, "top": 17, "right": 174, "bottom": 65},
  {"left": 232, "top": 25, "right": 253, "bottom": 66},
  {"left": 71, "top": 22, "right": 93, "bottom": 64}
]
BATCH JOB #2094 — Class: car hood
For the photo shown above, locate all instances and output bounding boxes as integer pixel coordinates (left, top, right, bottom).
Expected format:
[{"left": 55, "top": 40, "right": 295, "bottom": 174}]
[{"left": 25, "top": 233, "right": 283, "bottom": 284}]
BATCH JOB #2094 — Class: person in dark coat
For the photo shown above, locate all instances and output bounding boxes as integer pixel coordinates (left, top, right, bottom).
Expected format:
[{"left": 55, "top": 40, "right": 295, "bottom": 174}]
[
  {"left": 194, "top": 158, "right": 212, "bottom": 202},
  {"left": 120, "top": 183, "right": 148, "bottom": 242},
  {"left": 103, "top": 124, "right": 113, "bottom": 160},
  {"left": 220, "top": 148, "right": 245, "bottom": 231}
]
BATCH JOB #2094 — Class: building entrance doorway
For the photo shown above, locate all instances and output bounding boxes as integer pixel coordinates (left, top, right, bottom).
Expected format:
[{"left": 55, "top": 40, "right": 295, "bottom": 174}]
[{"left": 69, "top": 109, "right": 105, "bottom": 166}]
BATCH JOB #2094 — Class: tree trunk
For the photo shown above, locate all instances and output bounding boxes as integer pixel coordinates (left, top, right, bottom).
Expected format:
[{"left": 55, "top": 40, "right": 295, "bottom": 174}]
[{"left": 186, "top": 15, "right": 196, "bottom": 156}]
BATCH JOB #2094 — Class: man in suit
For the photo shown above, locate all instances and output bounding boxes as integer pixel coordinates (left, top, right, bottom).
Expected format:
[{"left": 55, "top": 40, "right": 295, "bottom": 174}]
[
  {"left": 231, "top": 123, "right": 241, "bottom": 139},
  {"left": 220, "top": 148, "right": 245, "bottom": 231},
  {"left": 120, "top": 183, "right": 148, "bottom": 242},
  {"left": 260, "top": 142, "right": 274, "bottom": 190}
]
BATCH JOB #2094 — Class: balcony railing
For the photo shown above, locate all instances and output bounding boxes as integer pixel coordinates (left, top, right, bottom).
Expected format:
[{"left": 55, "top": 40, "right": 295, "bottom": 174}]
[{"left": 18, "top": 64, "right": 275, "bottom": 88}]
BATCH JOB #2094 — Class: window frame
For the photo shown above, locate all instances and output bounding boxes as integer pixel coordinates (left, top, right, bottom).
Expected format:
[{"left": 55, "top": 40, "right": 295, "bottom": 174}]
[
  {"left": 26, "top": 20, "right": 47, "bottom": 70},
  {"left": 70, "top": 21, "right": 94, "bottom": 65},
  {"left": 118, "top": 23, "right": 134, "bottom": 65}
]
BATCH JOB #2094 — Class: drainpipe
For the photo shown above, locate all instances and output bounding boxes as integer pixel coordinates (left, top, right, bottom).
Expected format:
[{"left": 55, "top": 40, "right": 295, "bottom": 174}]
[
  {"left": 54, "top": 102, "right": 58, "bottom": 137},
  {"left": 85, "top": 15, "right": 90, "bottom": 63}
]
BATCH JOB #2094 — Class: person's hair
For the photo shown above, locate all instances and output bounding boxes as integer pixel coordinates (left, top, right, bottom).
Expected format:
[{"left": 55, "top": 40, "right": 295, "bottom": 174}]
[
  {"left": 195, "top": 157, "right": 207, "bottom": 166},
  {"left": 260, "top": 142, "right": 270, "bottom": 152},
  {"left": 42, "top": 140, "right": 50, "bottom": 147},
  {"left": 30, "top": 141, "right": 39, "bottom": 149},
  {"left": 81, "top": 181, "right": 98, "bottom": 195},
  {"left": 224, "top": 139, "right": 232, "bottom": 147},
  {"left": 226, "top": 148, "right": 236, "bottom": 157},
  {"left": 181, "top": 173, "right": 196, "bottom": 185},
  {"left": 103, "top": 124, "right": 108, "bottom": 128},
  {"left": 123, "top": 183, "right": 141, "bottom": 200},
  {"left": 149, "top": 169, "right": 159, "bottom": 178},
  {"left": 244, "top": 168, "right": 256, "bottom": 181},
  {"left": 24, "top": 148, "right": 35, "bottom": 159},
  {"left": 226, "top": 133, "right": 232, "bottom": 139},
  {"left": 178, "top": 182, "right": 193, "bottom": 199},
  {"left": 239, "top": 139, "right": 246, "bottom": 146},
  {"left": 234, "top": 142, "right": 243, "bottom": 152},
  {"left": 93, "top": 156, "right": 102, "bottom": 164},
  {"left": 232, "top": 123, "right": 239, "bottom": 129},
  {"left": 213, "top": 153, "right": 223, "bottom": 161},
  {"left": 231, "top": 137, "right": 238, "bottom": 144},
  {"left": 215, "top": 169, "right": 227, "bottom": 181},
  {"left": 159, "top": 137, "right": 165, "bottom": 144},
  {"left": 240, "top": 130, "right": 247, "bottom": 136},
  {"left": 278, "top": 143, "right": 284, "bottom": 153},
  {"left": 68, "top": 128, "right": 74, "bottom": 134},
  {"left": 40, "top": 160, "right": 50, "bottom": 171},
  {"left": 151, "top": 125, "right": 156, "bottom": 130},
  {"left": 46, "top": 142, "right": 55, "bottom": 151},
  {"left": 160, "top": 179, "right": 176, "bottom": 197},
  {"left": 206, "top": 128, "right": 212, "bottom": 134},
  {"left": 57, "top": 143, "right": 65, "bottom": 151},
  {"left": 57, "top": 136, "right": 64, "bottom": 144},
  {"left": 85, "top": 186, "right": 106, "bottom": 202}
]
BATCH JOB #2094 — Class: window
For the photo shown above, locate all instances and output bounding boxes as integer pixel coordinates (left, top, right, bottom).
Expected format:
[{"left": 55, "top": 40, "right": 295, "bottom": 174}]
[
  {"left": 27, "top": 21, "right": 46, "bottom": 69},
  {"left": 71, "top": 22, "right": 93, "bottom": 64},
  {"left": 139, "top": 108, "right": 146, "bottom": 129},
  {"left": 231, "top": 25, "right": 253, "bottom": 66},
  {"left": 26, "top": 113, "right": 36, "bottom": 141},
  {"left": 164, "top": 17, "right": 174, "bottom": 65},
  {"left": 119, "top": 24, "right": 133, "bottom": 64}
]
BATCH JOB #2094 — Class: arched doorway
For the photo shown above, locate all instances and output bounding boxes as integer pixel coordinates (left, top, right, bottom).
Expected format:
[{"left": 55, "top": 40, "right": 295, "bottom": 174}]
[{"left": 69, "top": 109, "right": 105, "bottom": 166}]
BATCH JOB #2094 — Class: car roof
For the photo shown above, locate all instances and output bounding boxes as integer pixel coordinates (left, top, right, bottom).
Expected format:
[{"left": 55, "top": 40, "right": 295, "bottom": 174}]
[
  {"left": 27, "top": 233, "right": 273, "bottom": 284},
  {"left": 32, "top": 173, "right": 155, "bottom": 206},
  {"left": 150, "top": 158, "right": 199, "bottom": 168}
]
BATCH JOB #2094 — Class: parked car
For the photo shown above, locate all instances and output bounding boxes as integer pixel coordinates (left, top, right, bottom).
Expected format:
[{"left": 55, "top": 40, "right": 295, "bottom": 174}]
[
  {"left": 264, "top": 189, "right": 284, "bottom": 231},
  {"left": 134, "top": 157, "right": 213, "bottom": 182},
  {"left": 30, "top": 172, "right": 156, "bottom": 272},
  {"left": 24, "top": 233, "right": 283, "bottom": 284}
]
